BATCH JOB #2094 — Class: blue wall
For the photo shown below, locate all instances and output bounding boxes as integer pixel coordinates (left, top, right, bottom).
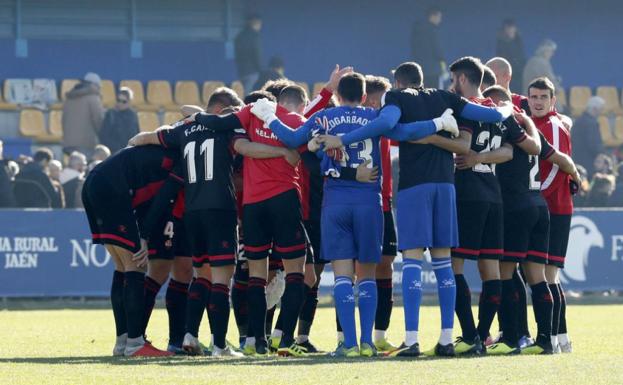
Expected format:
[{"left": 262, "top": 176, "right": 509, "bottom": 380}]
[{"left": 0, "top": 0, "right": 620, "bottom": 88}]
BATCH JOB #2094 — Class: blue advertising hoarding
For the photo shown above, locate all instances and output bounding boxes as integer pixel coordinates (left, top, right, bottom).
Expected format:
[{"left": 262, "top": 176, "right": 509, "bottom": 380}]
[{"left": 0, "top": 208, "right": 621, "bottom": 297}]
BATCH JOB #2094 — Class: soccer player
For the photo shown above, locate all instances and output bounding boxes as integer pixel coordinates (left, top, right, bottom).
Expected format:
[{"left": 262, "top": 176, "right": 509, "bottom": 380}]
[
  {"left": 484, "top": 85, "right": 581, "bottom": 355},
  {"left": 129, "top": 107, "right": 299, "bottom": 357},
  {"left": 529, "top": 77, "right": 580, "bottom": 353},
  {"left": 319, "top": 61, "right": 514, "bottom": 357},
  {"left": 481, "top": 66, "right": 497, "bottom": 92},
  {"left": 82, "top": 146, "right": 179, "bottom": 357},
  {"left": 446, "top": 57, "right": 515, "bottom": 355}
]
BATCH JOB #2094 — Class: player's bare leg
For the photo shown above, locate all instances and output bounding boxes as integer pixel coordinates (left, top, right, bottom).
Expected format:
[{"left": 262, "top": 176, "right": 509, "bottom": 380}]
[
  {"left": 183, "top": 264, "right": 212, "bottom": 355},
  {"left": 373, "top": 255, "right": 396, "bottom": 351}
]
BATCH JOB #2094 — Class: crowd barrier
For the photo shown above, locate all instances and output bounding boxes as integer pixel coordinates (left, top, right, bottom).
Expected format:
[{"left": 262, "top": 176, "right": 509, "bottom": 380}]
[{"left": 0, "top": 209, "right": 621, "bottom": 297}]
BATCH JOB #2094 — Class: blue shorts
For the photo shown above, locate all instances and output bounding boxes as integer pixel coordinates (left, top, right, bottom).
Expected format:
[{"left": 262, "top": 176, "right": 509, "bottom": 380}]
[
  {"left": 321, "top": 203, "right": 383, "bottom": 264},
  {"left": 396, "top": 183, "right": 458, "bottom": 250}
]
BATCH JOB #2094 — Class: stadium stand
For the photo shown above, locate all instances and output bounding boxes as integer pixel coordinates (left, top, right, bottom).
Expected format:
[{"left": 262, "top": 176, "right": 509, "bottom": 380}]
[
  {"left": 230, "top": 80, "right": 244, "bottom": 98},
  {"left": 100, "top": 79, "right": 116, "bottom": 108},
  {"left": 202, "top": 81, "right": 225, "bottom": 105},
  {"left": 59, "top": 79, "right": 80, "bottom": 101},
  {"left": 137, "top": 111, "right": 160, "bottom": 132},
  {"left": 163, "top": 111, "right": 184, "bottom": 125},
  {"left": 312, "top": 82, "right": 325, "bottom": 97},
  {"left": 598, "top": 115, "right": 621, "bottom": 147},
  {"left": 570, "top": 86, "right": 592, "bottom": 117},
  {"left": 146, "top": 80, "right": 175, "bottom": 110},
  {"left": 596, "top": 86, "right": 622, "bottom": 116},
  {"left": 18, "top": 109, "right": 45, "bottom": 139},
  {"left": 48, "top": 110, "right": 64, "bottom": 141},
  {"left": 119, "top": 80, "right": 154, "bottom": 110},
  {"left": 175, "top": 81, "right": 201, "bottom": 106}
]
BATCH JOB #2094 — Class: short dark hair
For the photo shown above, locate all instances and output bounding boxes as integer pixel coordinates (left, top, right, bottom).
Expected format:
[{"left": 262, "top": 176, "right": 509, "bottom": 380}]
[
  {"left": 279, "top": 85, "right": 308, "bottom": 106},
  {"left": 449, "top": 56, "right": 484, "bottom": 87},
  {"left": 207, "top": 87, "right": 243, "bottom": 109},
  {"left": 365, "top": 75, "right": 391, "bottom": 95},
  {"left": 482, "top": 66, "right": 497, "bottom": 89},
  {"left": 482, "top": 85, "right": 512, "bottom": 102},
  {"left": 33, "top": 148, "right": 53, "bottom": 163},
  {"left": 244, "top": 90, "right": 276, "bottom": 105},
  {"left": 262, "top": 79, "right": 294, "bottom": 99},
  {"left": 337, "top": 73, "right": 366, "bottom": 103},
  {"left": 393, "top": 62, "right": 423, "bottom": 88},
  {"left": 528, "top": 77, "right": 555, "bottom": 98}
]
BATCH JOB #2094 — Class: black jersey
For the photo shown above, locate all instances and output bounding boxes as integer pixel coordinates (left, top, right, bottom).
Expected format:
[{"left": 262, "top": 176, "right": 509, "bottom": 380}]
[
  {"left": 497, "top": 127, "right": 555, "bottom": 211},
  {"left": 454, "top": 106, "right": 523, "bottom": 203},
  {"left": 158, "top": 120, "right": 245, "bottom": 212},
  {"left": 89, "top": 145, "right": 180, "bottom": 210},
  {"left": 382, "top": 88, "right": 468, "bottom": 190}
]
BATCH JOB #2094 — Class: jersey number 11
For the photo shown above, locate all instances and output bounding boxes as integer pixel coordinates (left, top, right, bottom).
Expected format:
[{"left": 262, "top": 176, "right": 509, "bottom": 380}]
[{"left": 183, "top": 139, "right": 214, "bottom": 184}]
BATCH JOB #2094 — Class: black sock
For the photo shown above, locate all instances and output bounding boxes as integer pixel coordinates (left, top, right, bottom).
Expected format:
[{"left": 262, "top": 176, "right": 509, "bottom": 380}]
[
  {"left": 265, "top": 306, "right": 276, "bottom": 337},
  {"left": 477, "top": 279, "right": 501, "bottom": 341},
  {"left": 275, "top": 308, "right": 284, "bottom": 332},
  {"left": 143, "top": 276, "right": 162, "bottom": 336},
  {"left": 186, "top": 278, "right": 211, "bottom": 338},
  {"left": 248, "top": 277, "right": 268, "bottom": 343},
  {"left": 297, "top": 284, "right": 319, "bottom": 338},
  {"left": 123, "top": 271, "right": 146, "bottom": 339},
  {"left": 209, "top": 283, "right": 231, "bottom": 349},
  {"left": 165, "top": 279, "right": 188, "bottom": 347},
  {"left": 454, "top": 274, "right": 477, "bottom": 341},
  {"left": 557, "top": 283, "right": 568, "bottom": 334},
  {"left": 513, "top": 269, "right": 530, "bottom": 337},
  {"left": 500, "top": 278, "right": 519, "bottom": 347},
  {"left": 232, "top": 280, "right": 249, "bottom": 340},
  {"left": 375, "top": 278, "right": 393, "bottom": 332},
  {"left": 549, "top": 283, "right": 561, "bottom": 336},
  {"left": 530, "top": 281, "right": 553, "bottom": 346},
  {"left": 279, "top": 273, "right": 306, "bottom": 347},
  {"left": 111, "top": 270, "right": 127, "bottom": 337}
]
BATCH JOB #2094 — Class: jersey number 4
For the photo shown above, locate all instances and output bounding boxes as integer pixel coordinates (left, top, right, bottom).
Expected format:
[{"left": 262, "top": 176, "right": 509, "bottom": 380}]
[{"left": 183, "top": 139, "right": 214, "bottom": 184}]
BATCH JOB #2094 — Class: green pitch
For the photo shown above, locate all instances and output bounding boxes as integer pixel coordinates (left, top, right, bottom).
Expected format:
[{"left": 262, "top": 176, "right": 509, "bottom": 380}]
[{"left": 1, "top": 304, "right": 622, "bottom": 385}]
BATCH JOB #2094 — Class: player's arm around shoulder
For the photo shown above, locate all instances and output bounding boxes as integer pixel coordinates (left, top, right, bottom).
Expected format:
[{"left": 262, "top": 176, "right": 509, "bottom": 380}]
[
  {"left": 415, "top": 129, "right": 471, "bottom": 155},
  {"left": 128, "top": 128, "right": 165, "bottom": 147},
  {"left": 233, "top": 137, "right": 300, "bottom": 167},
  {"left": 511, "top": 111, "right": 541, "bottom": 155}
]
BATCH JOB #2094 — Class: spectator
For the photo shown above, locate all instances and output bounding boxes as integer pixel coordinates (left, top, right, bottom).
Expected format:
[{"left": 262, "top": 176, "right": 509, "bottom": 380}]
[
  {"left": 60, "top": 151, "right": 87, "bottom": 208},
  {"left": 92, "top": 144, "right": 111, "bottom": 162},
  {"left": 610, "top": 163, "right": 623, "bottom": 206},
  {"left": 62, "top": 72, "right": 105, "bottom": 157},
  {"left": 586, "top": 173, "right": 616, "bottom": 207},
  {"left": 496, "top": 19, "right": 526, "bottom": 93},
  {"left": 48, "top": 160, "right": 66, "bottom": 208},
  {"left": 0, "top": 140, "right": 15, "bottom": 207},
  {"left": 523, "top": 39, "right": 561, "bottom": 95},
  {"left": 573, "top": 164, "right": 590, "bottom": 207},
  {"left": 98, "top": 88, "right": 139, "bottom": 154},
  {"left": 411, "top": 7, "right": 445, "bottom": 88},
  {"left": 254, "top": 56, "right": 286, "bottom": 91},
  {"left": 572, "top": 96, "right": 606, "bottom": 175},
  {"left": 593, "top": 153, "right": 614, "bottom": 176},
  {"left": 234, "top": 14, "right": 263, "bottom": 94},
  {"left": 14, "top": 148, "right": 62, "bottom": 208}
]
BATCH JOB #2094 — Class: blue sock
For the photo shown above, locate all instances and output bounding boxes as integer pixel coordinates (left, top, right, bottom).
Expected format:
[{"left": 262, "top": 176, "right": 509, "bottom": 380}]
[
  {"left": 402, "top": 259, "right": 423, "bottom": 334},
  {"left": 432, "top": 257, "right": 456, "bottom": 330},
  {"left": 357, "top": 279, "right": 377, "bottom": 346},
  {"left": 334, "top": 276, "right": 357, "bottom": 348}
]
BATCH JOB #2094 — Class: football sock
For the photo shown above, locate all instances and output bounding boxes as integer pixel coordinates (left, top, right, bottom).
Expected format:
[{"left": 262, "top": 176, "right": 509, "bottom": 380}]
[
  {"left": 402, "top": 259, "right": 423, "bottom": 344},
  {"left": 274, "top": 310, "right": 284, "bottom": 336},
  {"left": 265, "top": 305, "right": 276, "bottom": 338},
  {"left": 513, "top": 269, "right": 530, "bottom": 337},
  {"left": 549, "top": 283, "right": 561, "bottom": 336},
  {"left": 405, "top": 331, "right": 419, "bottom": 346},
  {"left": 530, "top": 281, "right": 553, "bottom": 346},
  {"left": 142, "top": 276, "right": 161, "bottom": 335},
  {"left": 165, "top": 279, "right": 188, "bottom": 347},
  {"left": 334, "top": 276, "right": 357, "bottom": 348},
  {"left": 111, "top": 270, "right": 127, "bottom": 337},
  {"left": 432, "top": 258, "right": 456, "bottom": 334},
  {"left": 374, "top": 330, "right": 386, "bottom": 341},
  {"left": 231, "top": 280, "right": 249, "bottom": 340},
  {"left": 297, "top": 284, "right": 319, "bottom": 339},
  {"left": 279, "top": 273, "right": 306, "bottom": 347},
  {"left": 375, "top": 278, "right": 393, "bottom": 333},
  {"left": 454, "top": 273, "right": 477, "bottom": 341},
  {"left": 208, "top": 283, "right": 230, "bottom": 349},
  {"left": 186, "top": 278, "right": 211, "bottom": 338},
  {"left": 336, "top": 307, "right": 343, "bottom": 332},
  {"left": 123, "top": 271, "right": 146, "bottom": 339},
  {"left": 357, "top": 279, "right": 377, "bottom": 346},
  {"left": 248, "top": 277, "right": 268, "bottom": 342},
  {"left": 439, "top": 329, "right": 453, "bottom": 346},
  {"left": 500, "top": 278, "right": 519, "bottom": 346},
  {"left": 557, "top": 283, "right": 568, "bottom": 334},
  {"left": 477, "top": 279, "right": 501, "bottom": 341}
]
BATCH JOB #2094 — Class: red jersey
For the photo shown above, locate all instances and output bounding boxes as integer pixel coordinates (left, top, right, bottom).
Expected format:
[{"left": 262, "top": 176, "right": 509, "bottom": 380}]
[
  {"left": 512, "top": 93, "right": 529, "bottom": 112},
  {"left": 380, "top": 138, "right": 393, "bottom": 212},
  {"left": 534, "top": 110, "right": 573, "bottom": 215}
]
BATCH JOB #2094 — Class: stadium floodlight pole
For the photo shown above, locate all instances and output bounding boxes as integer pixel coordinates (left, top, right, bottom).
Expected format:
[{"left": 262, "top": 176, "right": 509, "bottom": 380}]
[
  {"left": 14, "top": 0, "right": 27, "bottom": 57},
  {"left": 129, "top": 0, "right": 142, "bottom": 58}
]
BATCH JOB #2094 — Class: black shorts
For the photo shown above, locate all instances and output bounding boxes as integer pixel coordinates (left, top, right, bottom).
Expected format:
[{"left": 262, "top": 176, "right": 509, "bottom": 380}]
[
  {"left": 547, "top": 214, "right": 571, "bottom": 268},
  {"left": 501, "top": 205, "right": 550, "bottom": 264},
  {"left": 83, "top": 173, "right": 140, "bottom": 253},
  {"left": 242, "top": 189, "right": 306, "bottom": 261},
  {"left": 185, "top": 209, "right": 237, "bottom": 268},
  {"left": 452, "top": 201, "right": 503, "bottom": 260},
  {"left": 382, "top": 210, "right": 398, "bottom": 257},
  {"left": 304, "top": 219, "right": 328, "bottom": 264},
  {"left": 173, "top": 218, "right": 190, "bottom": 257}
]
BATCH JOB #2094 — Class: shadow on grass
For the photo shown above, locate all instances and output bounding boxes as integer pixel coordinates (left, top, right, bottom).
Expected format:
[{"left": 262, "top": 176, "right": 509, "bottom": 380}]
[{"left": 0, "top": 353, "right": 489, "bottom": 367}]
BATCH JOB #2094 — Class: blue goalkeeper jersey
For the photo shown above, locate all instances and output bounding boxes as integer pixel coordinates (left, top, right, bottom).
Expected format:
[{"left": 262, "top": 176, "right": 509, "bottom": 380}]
[{"left": 315, "top": 106, "right": 382, "bottom": 206}]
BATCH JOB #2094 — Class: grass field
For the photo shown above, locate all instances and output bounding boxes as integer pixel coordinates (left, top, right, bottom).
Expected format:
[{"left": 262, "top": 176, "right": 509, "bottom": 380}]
[{"left": 1, "top": 304, "right": 622, "bottom": 385}]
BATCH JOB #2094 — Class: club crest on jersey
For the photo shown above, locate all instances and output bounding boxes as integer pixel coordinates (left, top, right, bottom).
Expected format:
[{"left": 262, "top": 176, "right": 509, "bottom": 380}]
[{"left": 118, "top": 225, "right": 127, "bottom": 234}]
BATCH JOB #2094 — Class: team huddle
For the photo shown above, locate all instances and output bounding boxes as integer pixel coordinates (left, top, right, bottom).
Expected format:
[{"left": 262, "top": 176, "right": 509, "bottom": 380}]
[{"left": 82, "top": 56, "right": 580, "bottom": 358}]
